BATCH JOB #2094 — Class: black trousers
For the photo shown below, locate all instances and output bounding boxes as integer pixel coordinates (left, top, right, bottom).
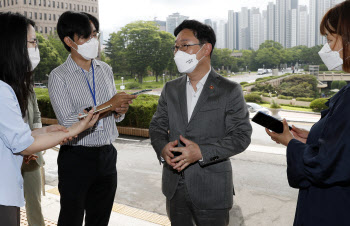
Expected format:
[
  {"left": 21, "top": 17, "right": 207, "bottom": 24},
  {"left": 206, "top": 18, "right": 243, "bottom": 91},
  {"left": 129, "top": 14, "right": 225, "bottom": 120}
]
[
  {"left": 57, "top": 144, "right": 118, "bottom": 226},
  {"left": 166, "top": 177, "right": 230, "bottom": 226},
  {"left": 0, "top": 205, "right": 20, "bottom": 226}
]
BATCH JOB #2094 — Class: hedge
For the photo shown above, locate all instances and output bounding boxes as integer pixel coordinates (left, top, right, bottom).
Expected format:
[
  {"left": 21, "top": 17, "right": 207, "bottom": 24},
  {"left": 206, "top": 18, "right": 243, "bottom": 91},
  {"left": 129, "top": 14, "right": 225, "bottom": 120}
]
[
  {"left": 296, "top": 97, "right": 314, "bottom": 102},
  {"left": 278, "top": 95, "right": 293, "bottom": 100},
  {"left": 34, "top": 88, "right": 159, "bottom": 129}
]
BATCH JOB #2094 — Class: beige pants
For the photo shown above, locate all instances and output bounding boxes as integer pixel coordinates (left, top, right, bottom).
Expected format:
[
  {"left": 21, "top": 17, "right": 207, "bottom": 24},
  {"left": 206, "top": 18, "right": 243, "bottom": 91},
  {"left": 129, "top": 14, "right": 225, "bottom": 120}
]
[{"left": 22, "top": 161, "right": 45, "bottom": 226}]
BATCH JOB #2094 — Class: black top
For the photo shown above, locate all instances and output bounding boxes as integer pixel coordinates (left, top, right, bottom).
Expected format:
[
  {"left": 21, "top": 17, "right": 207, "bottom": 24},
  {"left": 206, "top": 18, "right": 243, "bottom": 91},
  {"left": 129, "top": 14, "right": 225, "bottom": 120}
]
[{"left": 287, "top": 84, "right": 350, "bottom": 226}]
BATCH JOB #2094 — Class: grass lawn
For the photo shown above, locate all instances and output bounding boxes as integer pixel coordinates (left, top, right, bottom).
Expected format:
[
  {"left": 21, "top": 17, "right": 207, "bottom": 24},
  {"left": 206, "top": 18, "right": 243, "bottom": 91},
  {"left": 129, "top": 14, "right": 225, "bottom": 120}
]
[{"left": 260, "top": 103, "right": 314, "bottom": 112}]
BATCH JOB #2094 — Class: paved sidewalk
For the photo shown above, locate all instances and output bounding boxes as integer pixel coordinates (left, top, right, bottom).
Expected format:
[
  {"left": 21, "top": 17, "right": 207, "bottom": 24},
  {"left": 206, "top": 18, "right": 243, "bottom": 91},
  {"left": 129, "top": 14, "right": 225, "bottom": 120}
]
[{"left": 20, "top": 184, "right": 170, "bottom": 226}]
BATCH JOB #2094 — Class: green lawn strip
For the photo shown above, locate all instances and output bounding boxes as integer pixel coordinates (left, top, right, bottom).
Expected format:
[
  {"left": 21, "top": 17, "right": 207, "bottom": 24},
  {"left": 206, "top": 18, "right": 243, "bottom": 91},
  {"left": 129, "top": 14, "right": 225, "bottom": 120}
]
[{"left": 259, "top": 103, "right": 314, "bottom": 112}]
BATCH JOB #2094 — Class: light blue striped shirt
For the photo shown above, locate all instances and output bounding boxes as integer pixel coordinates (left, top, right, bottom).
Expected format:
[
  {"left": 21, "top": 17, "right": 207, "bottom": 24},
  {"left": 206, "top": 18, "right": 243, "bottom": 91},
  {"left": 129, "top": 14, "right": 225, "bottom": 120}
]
[
  {"left": 0, "top": 81, "right": 34, "bottom": 207},
  {"left": 48, "top": 55, "right": 123, "bottom": 147}
]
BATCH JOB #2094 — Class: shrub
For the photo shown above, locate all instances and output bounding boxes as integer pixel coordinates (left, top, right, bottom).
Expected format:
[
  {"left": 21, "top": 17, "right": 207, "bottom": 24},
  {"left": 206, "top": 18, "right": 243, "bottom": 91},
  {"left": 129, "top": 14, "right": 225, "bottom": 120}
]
[
  {"left": 310, "top": 98, "right": 329, "bottom": 112},
  {"left": 244, "top": 93, "right": 262, "bottom": 103},
  {"left": 331, "top": 81, "right": 339, "bottom": 89},
  {"left": 262, "top": 92, "right": 270, "bottom": 97},
  {"left": 240, "top": 82, "right": 248, "bottom": 86},
  {"left": 126, "top": 82, "right": 142, "bottom": 89}
]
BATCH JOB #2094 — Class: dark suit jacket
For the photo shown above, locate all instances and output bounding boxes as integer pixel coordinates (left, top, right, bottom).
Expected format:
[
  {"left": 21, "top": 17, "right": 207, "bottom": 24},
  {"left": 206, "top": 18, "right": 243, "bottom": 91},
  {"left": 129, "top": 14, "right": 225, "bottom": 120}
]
[{"left": 149, "top": 69, "right": 252, "bottom": 210}]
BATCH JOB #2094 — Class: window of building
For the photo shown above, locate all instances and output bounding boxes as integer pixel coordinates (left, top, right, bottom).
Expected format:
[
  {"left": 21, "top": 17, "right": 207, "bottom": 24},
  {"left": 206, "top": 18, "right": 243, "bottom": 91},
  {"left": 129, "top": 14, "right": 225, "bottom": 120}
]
[
  {"left": 48, "top": 0, "right": 50, "bottom": 7},
  {"left": 43, "top": 0, "right": 45, "bottom": 7},
  {"left": 53, "top": 14, "right": 56, "bottom": 21},
  {"left": 73, "top": 4, "right": 75, "bottom": 10},
  {"left": 7, "top": 0, "right": 9, "bottom": 6},
  {"left": 35, "top": 26, "right": 38, "bottom": 32},
  {"left": 23, "top": 0, "right": 26, "bottom": 4},
  {"left": 49, "top": 27, "right": 52, "bottom": 34},
  {"left": 45, "top": 27, "right": 47, "bottom": 34},
  {"left": 88, "top": 6, "right": 90, "bottom": 12},
  {"left": 44, "top": 13, "right": 46, "bottom": 20},
  {"left": 65, "top": 2, "right": 67, "bottom": 9},
  {"left": 38, "top": 0, "right": 40, "bottom": 6},
  {"left": 60, "top": 2, "right": 62, "bottom": 8},
  {"left": 29, "top": 12, "right": 32, "bottom": 19},
  {"left": 28, "top": 0, "right": 31, "bottom": 5},
  {"left": 39, "top": 13, "right": 42, "bottom": 19},
  {"left": 77, "top": 4, "right": 79, "bottom": 10},
  {"left": 0, "top": 1, "right": 2, "bottom": 7},
  {"left": 39, "top": 26, "right": 42, "bottom": 33},
  {"left": 52, "top": 0, "right": 54, "bottom": 7},
  {"left": 49, "top": 14, "right": 51, "bottom": 20},
  {"left": 33, "top": 0, "right": 35, "bottom": 5},
  {"left": 16, "top": 0, "right": 18, "bottom": 4},
  {"left": 24, "top": 11, "right": 27, "bottom": 16},
  {"left": 34, "top": 12, "right": 37, "bottom": 19},
  {"left": 85, "top": 5, "right": 86, "bottom": 12},
  {"left": 11, "top": 0, "right": 13, "bottom": 5},
  {"left": 57, "top": 1, "right": 59, "bottom": 8},
  {"left": 96, "top": 7, "right": 98, "bottom": 13},
  {"left": 69, "top": 3, "right": 71, "bottom": 10}
]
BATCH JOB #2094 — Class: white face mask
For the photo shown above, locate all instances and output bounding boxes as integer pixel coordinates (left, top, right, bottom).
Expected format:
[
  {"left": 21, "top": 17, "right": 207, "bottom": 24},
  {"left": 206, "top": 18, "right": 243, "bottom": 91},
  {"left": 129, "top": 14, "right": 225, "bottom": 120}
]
[
  {"left": 174, "top": 44, "right": 205, "bottom": 74},
  {"left": 70, "top": 37, "right": 99, "bottom": 60},
  {"left": 28, "top": 48, "right": 40, "bottom": 71},
  {"left": 318, "top": 43, "right": 343, "bottom": 71}
]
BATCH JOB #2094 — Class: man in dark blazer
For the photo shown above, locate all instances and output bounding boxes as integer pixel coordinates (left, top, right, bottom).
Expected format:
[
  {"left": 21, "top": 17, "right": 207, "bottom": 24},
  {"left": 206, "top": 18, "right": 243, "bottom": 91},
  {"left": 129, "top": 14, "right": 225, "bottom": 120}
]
[{"left": 149, "top": 20, "right": 252, "bottom": 226}]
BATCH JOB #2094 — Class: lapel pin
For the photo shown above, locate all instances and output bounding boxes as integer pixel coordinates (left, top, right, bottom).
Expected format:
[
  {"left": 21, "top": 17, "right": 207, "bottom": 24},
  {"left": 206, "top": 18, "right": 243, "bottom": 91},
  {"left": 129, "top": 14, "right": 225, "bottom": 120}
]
[{"left": 209, "top": 85, "right": 214, "bottom": 90}]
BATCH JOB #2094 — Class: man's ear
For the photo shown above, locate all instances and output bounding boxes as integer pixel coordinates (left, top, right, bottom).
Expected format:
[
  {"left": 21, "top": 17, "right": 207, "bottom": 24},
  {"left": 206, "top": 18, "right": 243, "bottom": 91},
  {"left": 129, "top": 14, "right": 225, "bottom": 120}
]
[
  {"left": 63, "top": 36, "right": 73, "bottom": 48},
  {"left": 204, "top": 43, "right": 212, "bottom": 57}
]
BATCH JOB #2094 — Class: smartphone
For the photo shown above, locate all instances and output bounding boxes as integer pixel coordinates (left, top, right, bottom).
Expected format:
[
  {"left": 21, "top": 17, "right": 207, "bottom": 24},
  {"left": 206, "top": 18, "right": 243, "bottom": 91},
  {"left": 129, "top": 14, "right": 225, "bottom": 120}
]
[
  {"left": 78, "top": 104, "right": 112, "bottom": 119},
  {"left": 252, "top": 111, "right": 292, "bottom": 133},
  {"left": 131, "top": 89, "right": 152, "bottom": 95}
]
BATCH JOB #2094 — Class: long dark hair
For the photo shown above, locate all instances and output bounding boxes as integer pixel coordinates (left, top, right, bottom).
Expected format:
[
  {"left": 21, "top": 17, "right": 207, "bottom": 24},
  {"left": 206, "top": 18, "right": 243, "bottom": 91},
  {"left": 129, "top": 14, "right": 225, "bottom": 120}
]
[
  {"left": 0, "top": 12, "right": 35, "bottom": 117},
  {"left": 320, "top": 0, "right": 350, "bottom": 72}
]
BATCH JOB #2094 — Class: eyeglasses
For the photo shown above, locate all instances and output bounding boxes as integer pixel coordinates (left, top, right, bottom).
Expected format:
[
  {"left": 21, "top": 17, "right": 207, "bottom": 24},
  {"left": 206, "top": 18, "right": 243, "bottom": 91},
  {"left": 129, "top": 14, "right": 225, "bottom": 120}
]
[
  {"left": 172, "top": 43, "right": 202, "bottom": 52},
  {"left": 27, "top": 39, "right": 39, "bottom": 50},
  {"left": 85, "top": 32, "right": 101, "bottom": 43}
]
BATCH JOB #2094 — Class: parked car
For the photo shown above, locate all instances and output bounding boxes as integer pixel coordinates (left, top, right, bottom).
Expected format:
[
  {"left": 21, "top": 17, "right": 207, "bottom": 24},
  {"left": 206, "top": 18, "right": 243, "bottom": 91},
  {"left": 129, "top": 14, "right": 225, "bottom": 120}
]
[
  {"left": 246, "top": 102, "right": 270, "bottom": 115},
  {"left": 257, "top": 69, "right": 265, "bottom": 75},
  {"left": 267, "top": 69, "right": 272, "bottom": 73},
  {"left": 34, "top": 83, "right": 47, "bottom": 88}
]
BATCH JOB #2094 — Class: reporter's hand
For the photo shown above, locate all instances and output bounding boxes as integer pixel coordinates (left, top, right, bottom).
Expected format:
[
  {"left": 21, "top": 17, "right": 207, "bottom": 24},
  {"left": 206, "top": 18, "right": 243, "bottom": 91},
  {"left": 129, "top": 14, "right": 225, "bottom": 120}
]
[
  {"left": 161, "top": 140, "right": 178, "bottom": 167},
  {"left": 291, "top": 125, "right": 309, "bottom": 144},
  {"left": 266, "top": 119, "right": 294, "bottom": 146},
  {"left": 23, "top": 154, "right": 38, "bottom": 164},
  {"left": 69, "top": 109, "right": 100, "bottom": 136},
  {"left": 109, "top": 92, "right": 137, "bottom": 110}
]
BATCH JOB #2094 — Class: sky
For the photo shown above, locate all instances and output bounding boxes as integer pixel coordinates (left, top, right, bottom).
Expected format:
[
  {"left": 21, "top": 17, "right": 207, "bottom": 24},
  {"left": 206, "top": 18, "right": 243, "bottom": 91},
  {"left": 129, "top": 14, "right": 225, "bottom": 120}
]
[{"left": 99, "top": 0, "right": 309, "bottom": 41}]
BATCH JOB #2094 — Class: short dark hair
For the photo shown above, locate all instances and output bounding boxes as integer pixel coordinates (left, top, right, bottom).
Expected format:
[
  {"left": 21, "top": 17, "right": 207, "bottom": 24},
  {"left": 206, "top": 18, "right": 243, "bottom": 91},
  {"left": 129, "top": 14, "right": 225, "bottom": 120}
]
[
  {"left": 320, "top": 0, "right": 350, "bottom": 72},
  {"left": 57, "top": 11, "right": 99, "bottom": 52},
  {"left": 174, "top": 20, "right": 216, "bottom": 57},
  {"left": 0, "top": 12, "right": 35, "bottom": 117}
]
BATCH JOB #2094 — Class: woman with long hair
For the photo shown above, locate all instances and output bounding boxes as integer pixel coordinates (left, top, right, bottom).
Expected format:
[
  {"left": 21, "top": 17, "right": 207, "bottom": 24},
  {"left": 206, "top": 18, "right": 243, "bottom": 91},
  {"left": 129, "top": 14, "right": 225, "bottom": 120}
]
[
  {"left": 266, "top": 1, "right": 350, "bottom": 225},
  {"left": 0, "top": 12, "right": 99, "bottom": 225}
]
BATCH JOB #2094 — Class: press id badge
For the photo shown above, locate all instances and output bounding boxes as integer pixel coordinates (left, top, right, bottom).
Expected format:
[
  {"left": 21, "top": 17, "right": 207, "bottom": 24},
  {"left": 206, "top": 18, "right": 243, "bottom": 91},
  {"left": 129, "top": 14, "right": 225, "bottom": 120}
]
[{"left": 95, "top": 119, "right": 104, "bottom": 131}]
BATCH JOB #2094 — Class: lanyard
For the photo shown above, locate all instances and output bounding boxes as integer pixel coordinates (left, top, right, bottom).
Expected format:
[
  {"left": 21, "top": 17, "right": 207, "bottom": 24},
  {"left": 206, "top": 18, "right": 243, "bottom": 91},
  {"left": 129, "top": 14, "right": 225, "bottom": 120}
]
[{"left": 81, "top": 63, "right": 96, "bottom": 106}]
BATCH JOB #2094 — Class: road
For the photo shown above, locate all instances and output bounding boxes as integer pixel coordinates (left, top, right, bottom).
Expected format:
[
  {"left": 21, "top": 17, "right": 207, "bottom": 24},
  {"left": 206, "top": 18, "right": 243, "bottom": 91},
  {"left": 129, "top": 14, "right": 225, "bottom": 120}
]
[{"left": 43, "top": 120, "right": 315, "bottom": 226}]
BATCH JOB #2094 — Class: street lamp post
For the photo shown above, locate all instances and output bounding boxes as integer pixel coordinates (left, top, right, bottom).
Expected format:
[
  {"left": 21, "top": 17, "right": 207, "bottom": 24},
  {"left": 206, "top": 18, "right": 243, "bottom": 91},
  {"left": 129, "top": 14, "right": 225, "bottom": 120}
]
[{"left": 163, "top": 73, "right": 165, "bottom": 85}]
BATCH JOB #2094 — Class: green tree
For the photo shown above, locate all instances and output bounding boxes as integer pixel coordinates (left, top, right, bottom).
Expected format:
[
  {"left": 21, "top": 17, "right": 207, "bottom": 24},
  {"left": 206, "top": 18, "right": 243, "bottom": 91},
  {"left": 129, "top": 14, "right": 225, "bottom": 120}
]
[
  {"left": 105, "top": 21, "right": 162, "bottom": 83},
  {"left": 212, "top": 48, "right": 238, "bottom": 73},
  {"left": 258, "top": 40, "right": 283, "bottom": 50},
  {"left": 34, "top": 33, "right": 63, "bottom": 82},
  {"left": 255, "top": 47, "right": 282, "bottom": 69},
  {"left": 47, "top": 33, "right": 69, "bottom": 61},
  {"left": 150, "top": 31, "right": 175, "bottom": 82}
]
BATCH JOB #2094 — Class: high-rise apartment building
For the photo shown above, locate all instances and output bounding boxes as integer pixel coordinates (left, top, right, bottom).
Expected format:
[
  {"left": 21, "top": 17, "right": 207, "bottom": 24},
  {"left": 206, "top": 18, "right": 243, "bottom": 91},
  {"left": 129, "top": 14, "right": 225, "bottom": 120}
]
[
  {"left": 216, "top": 20, "right": 226, "bottom": 49},
  {"left": 166, "top": 12, "right": 188, "bottom": 35},
  {"left": 250, "top": 7, "right": 261, "bottom": 50},
  {"left": 266, "top": 2, "right": 275, "bottom": 42},
  {"left": 298, "top": 5, "right": 308, "bottom": 46},
  {"left": 0, "top": 0, "right": 99, "bottom": 35},
  {"left": 227, "top": 10, "right": 238, "bottom": 50},
  {"left": 239, "top": 7, "right": 250, "bottom": 50}
]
